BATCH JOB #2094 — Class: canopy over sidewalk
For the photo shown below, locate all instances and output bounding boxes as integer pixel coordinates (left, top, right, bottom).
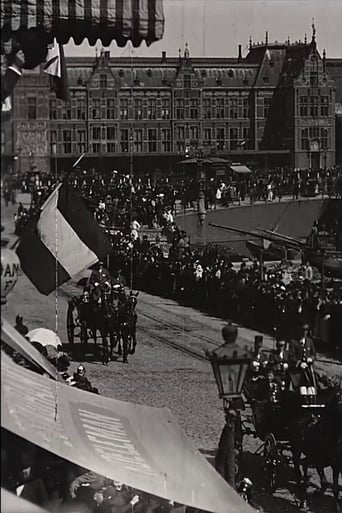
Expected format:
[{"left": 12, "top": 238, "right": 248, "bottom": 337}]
[
  {"left": 230, "top": 165, "right": 252, "bottom": 174},
  {"left": 1, "top": 0, "right": 164, "bottom": 47},
  {"left": 1, "top": 349, "right": 254, "bottom": 513}
]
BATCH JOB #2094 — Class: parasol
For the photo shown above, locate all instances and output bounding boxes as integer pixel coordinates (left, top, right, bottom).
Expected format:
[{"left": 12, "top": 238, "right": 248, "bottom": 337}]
[
  {"left": 0, "top": 0, "right": 165, "bottom": 47},
  {"left": 27, "top": 328, "right": 62, "bottom": 349}
]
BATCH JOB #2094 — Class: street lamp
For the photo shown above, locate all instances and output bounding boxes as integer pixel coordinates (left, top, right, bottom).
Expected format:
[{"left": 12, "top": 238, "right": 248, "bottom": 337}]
[{"left": 206, "top": 324, "right": 251, "bottom": 488}]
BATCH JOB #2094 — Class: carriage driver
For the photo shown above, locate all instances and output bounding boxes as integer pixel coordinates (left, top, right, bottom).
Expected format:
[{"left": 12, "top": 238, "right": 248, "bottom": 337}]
[
  {"left": 288, "top": 324, "right": 317, "bottom": 404},
  {"left": 85, "top": 261, "right": 112, "bottom": 296},
  {"left": 268, "top": 339, "right": 290, "bottom": 390}
]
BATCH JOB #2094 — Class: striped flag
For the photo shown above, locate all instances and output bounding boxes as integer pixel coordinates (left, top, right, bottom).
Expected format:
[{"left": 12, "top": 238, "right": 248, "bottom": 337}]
[
  {"left": 16, "top": 182, "right": 111, "bottom": 295},
  {"left": 44, "top": 40, "right": 70, "bottom": 102}
]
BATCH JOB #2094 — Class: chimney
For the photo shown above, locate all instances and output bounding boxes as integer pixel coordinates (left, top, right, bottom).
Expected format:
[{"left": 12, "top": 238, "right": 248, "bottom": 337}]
[
  {"left": 161, "top": 51, "right": 166, "bottom": 63},
  {"left": 238, "top": 44, "right": 242, "bottom": 63}
]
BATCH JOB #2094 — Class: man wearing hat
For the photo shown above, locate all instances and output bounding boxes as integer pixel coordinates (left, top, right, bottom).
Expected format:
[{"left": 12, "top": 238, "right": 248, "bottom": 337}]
[
  {"left": 288, "top": 324, "right": 317, "bottom": 403},
  {"left": 268, "top": 339, "right": 290, "bottom": 389}
]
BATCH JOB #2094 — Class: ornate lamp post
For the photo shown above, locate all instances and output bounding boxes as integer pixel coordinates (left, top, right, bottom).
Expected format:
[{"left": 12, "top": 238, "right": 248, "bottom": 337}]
[{"left": 206, "top": 324, "right": 251, "bottom": 489}]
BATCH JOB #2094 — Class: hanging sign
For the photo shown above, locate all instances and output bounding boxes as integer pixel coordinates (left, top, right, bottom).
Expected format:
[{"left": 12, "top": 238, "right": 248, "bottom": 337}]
[{"left": 1, "top": 248, "right": 20, "bottom": 302}]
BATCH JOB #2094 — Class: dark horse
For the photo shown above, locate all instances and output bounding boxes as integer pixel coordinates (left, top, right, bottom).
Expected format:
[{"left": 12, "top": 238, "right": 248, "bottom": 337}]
[
  {"left": 81, "top": 285, "right": 120, "bottom": 364},
  {"left": 287, "top": 387, "right": 342, "bottom": 511},
  {"left": 117, "top": 291, "right": 138, "bottom": 364}
]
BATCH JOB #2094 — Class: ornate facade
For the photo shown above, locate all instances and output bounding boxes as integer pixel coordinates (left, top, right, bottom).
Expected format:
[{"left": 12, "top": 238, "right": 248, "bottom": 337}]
[{"left": 1, "top": 31, "right": 341, "bottom": 175}]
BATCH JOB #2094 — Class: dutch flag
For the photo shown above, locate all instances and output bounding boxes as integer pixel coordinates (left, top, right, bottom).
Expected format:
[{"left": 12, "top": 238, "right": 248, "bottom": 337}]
[{"left": 16, "top": 182, "right": 111, "bottom": 295}]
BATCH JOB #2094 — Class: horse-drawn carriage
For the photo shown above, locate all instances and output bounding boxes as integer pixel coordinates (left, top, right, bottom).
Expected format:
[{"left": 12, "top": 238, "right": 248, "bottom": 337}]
[
  {"left": 66, "top": 278, "right": 138, "bottom": 364},
  {"left": 242, "top": 359, "right": 341, "bottom": 506}
]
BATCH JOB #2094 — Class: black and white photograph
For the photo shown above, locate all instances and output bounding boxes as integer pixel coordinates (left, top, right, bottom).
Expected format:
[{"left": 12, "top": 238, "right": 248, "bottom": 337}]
[{"left": 1, "top": 1, "right": 342, "bottom": 512}]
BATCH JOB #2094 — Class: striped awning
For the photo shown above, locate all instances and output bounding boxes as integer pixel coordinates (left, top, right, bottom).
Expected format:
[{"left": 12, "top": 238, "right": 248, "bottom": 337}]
[
  {"left": 0, "top": 0, "right": 165, "bottom": 47},
  {"left": 230, "top": 165, "right": 252, "bottom": 174}
]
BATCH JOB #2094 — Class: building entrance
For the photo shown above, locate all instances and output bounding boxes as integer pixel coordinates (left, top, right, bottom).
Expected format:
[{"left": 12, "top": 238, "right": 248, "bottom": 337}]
[{"left": 310, "top": 152, "right": 320, "bottom": 171}]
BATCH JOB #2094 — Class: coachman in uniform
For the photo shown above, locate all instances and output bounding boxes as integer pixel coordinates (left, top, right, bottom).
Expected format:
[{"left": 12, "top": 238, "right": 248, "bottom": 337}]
[{"left": 289, "top": 325, "right": 317, "bottom": 403}]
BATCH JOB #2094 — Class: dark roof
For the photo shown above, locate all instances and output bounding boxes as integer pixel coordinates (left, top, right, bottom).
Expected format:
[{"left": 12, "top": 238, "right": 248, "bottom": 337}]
[{"left": 327, "top": 58, "right": 342, "bottom": 103}]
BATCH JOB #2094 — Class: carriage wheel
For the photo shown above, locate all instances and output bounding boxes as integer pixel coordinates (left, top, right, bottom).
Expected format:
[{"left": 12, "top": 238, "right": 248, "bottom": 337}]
[
  {"left": 263, "top": 433, "right": 278, "bottom": 491},
  {"left": 67, "top": 303, "right": 75, "bottom": 344}
]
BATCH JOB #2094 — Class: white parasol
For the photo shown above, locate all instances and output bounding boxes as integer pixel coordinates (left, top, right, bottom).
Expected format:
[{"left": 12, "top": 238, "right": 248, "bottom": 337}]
[{"left": 27, "top": 328, "right": 62, "bottom": 349}]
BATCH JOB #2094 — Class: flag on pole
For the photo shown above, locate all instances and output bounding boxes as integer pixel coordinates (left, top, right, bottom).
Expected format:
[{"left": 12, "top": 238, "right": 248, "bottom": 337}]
[
  {"left": 44, "top": 40, "right": 70, "bottom": 102},
  {"left": 16, "top": 182, "right": 111, "bottom": 295}
]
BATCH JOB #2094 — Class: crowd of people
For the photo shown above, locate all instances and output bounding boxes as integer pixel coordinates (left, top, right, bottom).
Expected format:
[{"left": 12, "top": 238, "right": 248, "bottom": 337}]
[
  {"left": 8, "top": 166, "right": 342, "bottom": 352},
  {"left": 104, "top": 228, "right": 341, "bottom": 351}
]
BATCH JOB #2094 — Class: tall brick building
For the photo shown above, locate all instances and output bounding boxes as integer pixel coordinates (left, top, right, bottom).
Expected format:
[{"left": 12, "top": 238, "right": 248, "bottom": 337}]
[{"left": 1, "top": 30, "right": 341, "bottom": 176}]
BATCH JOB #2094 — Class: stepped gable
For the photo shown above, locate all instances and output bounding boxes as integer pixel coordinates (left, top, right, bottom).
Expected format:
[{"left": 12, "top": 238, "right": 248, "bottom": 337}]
[{"left": 245, "top": 38, "right": 319, "bottom": 88}]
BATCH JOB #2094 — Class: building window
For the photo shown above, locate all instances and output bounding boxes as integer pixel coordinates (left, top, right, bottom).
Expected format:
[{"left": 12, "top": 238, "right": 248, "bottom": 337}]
[
  {"left": 203, "top": 98, "right": 211, "bottom": 119},
  {"left": 76, "top": 130, "right": 86, "bottom": 154},
  {"left": 106, "top": 99, "right": 116, "bottom": 119},
  {"left": 100, "top": 74, "right": 107, "bottom": 89},
  {"left": 120, "top": 99, "right": 129, "bottom": 120},
  {"left": 240, "top": 97, "right": 249, "bottom": 118},
  {"left": 216, "top": 128, "right": 225, "bottom": 150},
  {"left": 147, "top": 99, "right": 156, "bottom": 120},
  {"left": 190, "top": 125, "right": 199, "bottom": 142},
  {"left": 203, "top": 128, "right": 211, "bottom": 146},
  {"left": 184, "top": 74, "right": 191, "bottom": 89},
  {"left": 190, "top": 99, "right": 199, "bottom": 119},
  {"left": 309, "top": 55, "right": 319, "bottom": 87},
  {"left": 176, "top": 126, "right": 185, "bottom": 142},
  {"left": 134, "top": 129, "right": 143, "bottom": 153},
  {"left": 320, "top": 96, "right": 329, "bottom": 117},
  {"left": 1, "top": 130, "right": 5, "bottom": 154},
  {"left": 228, "top": 97, "right": 238, "bottom": 119},
  {"left": 241, "top": 127, "right": 250, "bottom": 149},
  {"left": 134, "top": 98, "right": 143, "bottom": 120},
  {"left": 92, "top": 99, "right": 101, "bottom": 119},
  {"left": 62, "top": 130, "right": 72, "bottom": 154},
  {"left": 309, "top": 96, "right": 318, "bottom": 117},
  {"left": 175, "top": 98, "right": 184, "bottom": 119},
  {"left": 107, "top": 143, "right": 116, "bottom": 153},
  {"left": 229, "top": 127, "right": 239, "bottom": 150},
  {"left": 27, "top": 96, "right": 37, "bottom": 120},
  {"left": 301, "top": 128, "right": 309, "bottom": 150},
  {"left": 92, "top": 126, "right": 101, "bottom": 140},
  {"left": 92, "top": 143, "right": 101, "bottom": 153},
  {"left": 120, "top": 129, "right": 129, "bottom": 152},
  {"left": 49, "top": 130, "right": 57, "bottom": 154},
  {"left": 263, "top": 97, "right": 272, "bottom": 118},
  {"left": 161, "top": 128, "right": 171, "bottom": 152},
  {"left": 321, "top": 128, "right": 328, "bottom": 150},
  {"left": 299, "top": 96, "right": 308, "bottom": 117},
  {"left": 161, "top": 98, "right": 170, "bottom": 119},
  {"left": 77, "top": 99, "right": 86, "bottom": 120},
  {"left": 107, "top": 126, "right": 116, "bottom": 140},
  {"left": 49, "top": 99, "right": 57, "bottom": 120},
  {"left": 148, "top": 128, "right": 157, "bottom": 152},
  {"left": 216, "top": 98, "right": 225, "bottom": 119},
  {"left": 62, "top": 104, "right": 71, "bottom": 120}
]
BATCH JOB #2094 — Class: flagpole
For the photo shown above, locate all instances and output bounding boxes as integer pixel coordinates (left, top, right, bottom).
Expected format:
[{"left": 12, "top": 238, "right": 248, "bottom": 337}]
[{"left": 53, "top": 143, "right": 59, "bottom": 419}]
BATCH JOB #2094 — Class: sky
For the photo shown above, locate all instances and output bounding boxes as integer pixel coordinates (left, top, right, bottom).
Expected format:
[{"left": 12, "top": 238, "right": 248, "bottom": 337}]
[{"left": 65, "top": 0, "right": 342, "bottom": 60}]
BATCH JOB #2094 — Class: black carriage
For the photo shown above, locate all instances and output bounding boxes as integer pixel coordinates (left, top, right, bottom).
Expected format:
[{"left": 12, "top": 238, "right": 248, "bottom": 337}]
[
  {"left": 243, "top": 373, "right": 326, "bottom": 492},
  {"left": 66, "top": 287, "right": 138, "bottom": 363}
]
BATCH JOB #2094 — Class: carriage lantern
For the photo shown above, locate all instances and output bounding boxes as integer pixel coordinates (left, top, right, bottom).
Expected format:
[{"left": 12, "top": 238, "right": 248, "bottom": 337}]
[{"left": 206, "top": 325, "right": 251, "bottom": 401}]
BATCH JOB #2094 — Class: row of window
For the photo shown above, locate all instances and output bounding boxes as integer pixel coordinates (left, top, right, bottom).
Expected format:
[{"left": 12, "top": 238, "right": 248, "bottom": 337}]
[
  {"left": 298, "top": 96, "right": 329, "bottom": 117},
  {"left": 50, "top": 126, "right": 251, "bottom": 154},
  {"left": 19, "top": 94, "right": 331, "bottom": 123}
]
